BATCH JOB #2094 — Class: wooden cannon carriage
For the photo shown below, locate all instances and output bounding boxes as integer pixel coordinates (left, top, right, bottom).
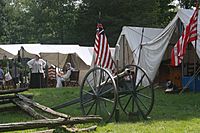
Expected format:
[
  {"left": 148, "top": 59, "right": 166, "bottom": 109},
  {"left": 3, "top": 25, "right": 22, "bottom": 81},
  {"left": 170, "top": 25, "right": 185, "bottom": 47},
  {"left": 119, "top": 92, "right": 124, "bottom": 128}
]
[{"left": 53, "top": 64, "right": 155, "bottom": 122}]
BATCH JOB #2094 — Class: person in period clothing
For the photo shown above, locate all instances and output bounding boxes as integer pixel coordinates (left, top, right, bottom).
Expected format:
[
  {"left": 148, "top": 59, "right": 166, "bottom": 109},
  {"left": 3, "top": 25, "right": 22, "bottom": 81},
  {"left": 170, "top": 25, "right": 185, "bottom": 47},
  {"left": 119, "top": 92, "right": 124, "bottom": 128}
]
[
  {"left": 56, "top": 62, "right": 74, "bottom": 88},
  {"left": 0, "top": 64, "right": 4, "bottom": 88},
  {"left": 27, "top": 54, "right": 46, "bottom": 88}
]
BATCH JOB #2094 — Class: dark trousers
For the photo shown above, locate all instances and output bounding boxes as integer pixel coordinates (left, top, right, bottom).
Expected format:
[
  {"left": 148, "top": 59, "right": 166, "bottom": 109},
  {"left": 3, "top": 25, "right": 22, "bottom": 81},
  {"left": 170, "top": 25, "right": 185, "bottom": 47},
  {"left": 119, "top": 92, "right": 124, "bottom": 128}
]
[{"left": 29, "top": 73, "right": 44, "bottom": 88}]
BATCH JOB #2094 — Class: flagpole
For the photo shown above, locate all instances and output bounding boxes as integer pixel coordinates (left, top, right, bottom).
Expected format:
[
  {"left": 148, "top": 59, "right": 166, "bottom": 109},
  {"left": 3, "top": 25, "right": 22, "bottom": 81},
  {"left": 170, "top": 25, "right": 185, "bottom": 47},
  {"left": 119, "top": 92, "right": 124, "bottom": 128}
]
[{"left": 194, "top": 2, "right": 198, "bottom": 92}]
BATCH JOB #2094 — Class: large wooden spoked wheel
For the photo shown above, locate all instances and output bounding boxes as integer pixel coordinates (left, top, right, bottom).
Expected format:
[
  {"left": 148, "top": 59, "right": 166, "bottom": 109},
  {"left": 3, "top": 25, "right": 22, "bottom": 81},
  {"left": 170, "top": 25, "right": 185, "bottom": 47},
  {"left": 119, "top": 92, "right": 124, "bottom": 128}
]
[
  {"left": 118, "top": 65, "right": 154, "bottom": 119},
  {"left": 80, "top": 67, "right": 118, "bottom": 122}
]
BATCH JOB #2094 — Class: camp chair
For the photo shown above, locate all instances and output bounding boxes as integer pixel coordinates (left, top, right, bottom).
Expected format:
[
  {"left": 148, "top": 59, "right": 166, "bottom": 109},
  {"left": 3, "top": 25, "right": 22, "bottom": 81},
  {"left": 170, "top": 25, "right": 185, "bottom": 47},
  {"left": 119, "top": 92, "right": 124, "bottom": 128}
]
[
  {"left": 48, "top": 66, "right": 56, "bottom": 87},
  {"left": 65, "top": 70, "right": 79, "bottom": 87}
]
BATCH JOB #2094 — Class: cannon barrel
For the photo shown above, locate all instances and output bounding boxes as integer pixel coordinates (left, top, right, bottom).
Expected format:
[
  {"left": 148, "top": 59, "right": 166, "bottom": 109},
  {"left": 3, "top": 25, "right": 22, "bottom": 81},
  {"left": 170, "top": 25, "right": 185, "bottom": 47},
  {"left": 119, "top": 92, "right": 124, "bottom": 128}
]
[
  {"left": 99, "top": 68, "right": 131, "bottom": 87},
  {"left": 113, "top": 68, "right": 131, "bottom": 80}
]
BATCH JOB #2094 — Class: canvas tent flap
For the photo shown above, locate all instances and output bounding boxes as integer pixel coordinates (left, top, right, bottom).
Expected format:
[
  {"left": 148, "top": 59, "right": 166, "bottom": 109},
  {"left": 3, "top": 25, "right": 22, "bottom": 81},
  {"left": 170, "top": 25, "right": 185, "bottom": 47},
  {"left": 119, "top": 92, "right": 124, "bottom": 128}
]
[
  {"left": 0, "top": 48, "right": 14, "bottom": 59},
  {"left": 116, "top": 26, "right": 163, "bottom": 69},
  {"left": 139, "top": 15, "right": 178, "bottom": 84},
  {"left": 40, "top": 52, "right": 68, "bottom": 68}
]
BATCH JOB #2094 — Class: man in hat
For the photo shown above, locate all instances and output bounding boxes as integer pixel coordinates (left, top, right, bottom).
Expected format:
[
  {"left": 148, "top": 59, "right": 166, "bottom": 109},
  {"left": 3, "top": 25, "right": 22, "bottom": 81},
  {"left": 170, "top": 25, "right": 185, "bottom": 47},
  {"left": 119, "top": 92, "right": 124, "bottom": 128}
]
[{"left": 27, "top": 54, "right": 46, "bottom": 88}]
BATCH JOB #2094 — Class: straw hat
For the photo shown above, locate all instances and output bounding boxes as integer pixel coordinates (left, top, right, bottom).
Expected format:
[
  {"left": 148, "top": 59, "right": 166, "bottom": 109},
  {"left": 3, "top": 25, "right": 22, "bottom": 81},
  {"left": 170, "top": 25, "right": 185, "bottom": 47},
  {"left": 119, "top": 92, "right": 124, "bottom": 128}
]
[{"left": 35, "top": 54, "right": 41, "bottom": 58}]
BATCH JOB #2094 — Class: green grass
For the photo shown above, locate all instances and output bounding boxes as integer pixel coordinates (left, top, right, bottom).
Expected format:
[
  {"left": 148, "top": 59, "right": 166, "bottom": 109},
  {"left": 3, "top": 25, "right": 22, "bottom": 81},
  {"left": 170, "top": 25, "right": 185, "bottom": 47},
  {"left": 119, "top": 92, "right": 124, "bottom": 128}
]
[{"left": 1, "top": 87, "right": 200, "bottom": 133}]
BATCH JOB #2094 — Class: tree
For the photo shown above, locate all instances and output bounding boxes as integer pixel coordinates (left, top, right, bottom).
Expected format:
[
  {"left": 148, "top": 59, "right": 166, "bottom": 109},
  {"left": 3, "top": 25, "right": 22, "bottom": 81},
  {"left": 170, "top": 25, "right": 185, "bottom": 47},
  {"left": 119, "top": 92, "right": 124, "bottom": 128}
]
[
  {"left": 178, "top": 0, "right": 198, "bottom": 9},
  {"left": 0, "top": 0, "right": 78, "bottom": 44},
  {"left": 0, "top": 0, "right": 176, "bottom": 45},
  {"left": 0, "top": 0, "right": 6, "bottom": 41},
  {"left": 73, "top": 0, "right": 176, "bottom": 46}
]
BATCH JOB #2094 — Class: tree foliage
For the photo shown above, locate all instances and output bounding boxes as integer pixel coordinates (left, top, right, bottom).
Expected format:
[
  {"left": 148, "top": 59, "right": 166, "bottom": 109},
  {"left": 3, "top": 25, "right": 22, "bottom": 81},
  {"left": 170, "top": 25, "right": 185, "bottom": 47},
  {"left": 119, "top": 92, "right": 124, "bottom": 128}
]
[
  {"left": 0, "top": 0, "right": 6, "bottom": 40},
  {"left": 0, "top": 0, "right": 179, "bottom": 46}
]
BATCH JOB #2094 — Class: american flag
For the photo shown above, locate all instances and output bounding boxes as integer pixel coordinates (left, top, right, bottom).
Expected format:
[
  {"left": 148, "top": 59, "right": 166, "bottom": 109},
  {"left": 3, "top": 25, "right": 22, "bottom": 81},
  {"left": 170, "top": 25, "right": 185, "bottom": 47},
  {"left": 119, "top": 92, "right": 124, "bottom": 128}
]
[
  {"left": 93, "top": 23, "right": 115, "bottom": 71},
  {"left": 171, "top": 5, "right": 198, "bottom": 66}
]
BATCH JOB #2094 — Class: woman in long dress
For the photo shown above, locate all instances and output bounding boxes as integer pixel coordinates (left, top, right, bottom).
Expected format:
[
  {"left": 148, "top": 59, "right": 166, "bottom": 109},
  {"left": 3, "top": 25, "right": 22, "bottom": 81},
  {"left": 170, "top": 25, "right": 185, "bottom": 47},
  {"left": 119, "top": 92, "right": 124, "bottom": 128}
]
[{"left": 27, "top": 54, "right": 46, "bottom": 88}]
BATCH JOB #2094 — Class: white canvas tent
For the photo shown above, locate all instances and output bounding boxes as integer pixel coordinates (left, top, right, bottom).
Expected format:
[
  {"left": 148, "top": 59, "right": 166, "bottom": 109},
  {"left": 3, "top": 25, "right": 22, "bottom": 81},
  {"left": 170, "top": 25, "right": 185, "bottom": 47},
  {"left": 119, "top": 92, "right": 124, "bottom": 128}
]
[
  {"left": 0, "top": 44, "right": 94, "bottom": 84},
  {"left": 116, "top": 26, "right": 163, "bottom": 69},
  {"left": 0, "top": 48, "right": 14, "bottom": 59},
  {"left": 117, "top": 9, "right": 200, "bottom": 84}
]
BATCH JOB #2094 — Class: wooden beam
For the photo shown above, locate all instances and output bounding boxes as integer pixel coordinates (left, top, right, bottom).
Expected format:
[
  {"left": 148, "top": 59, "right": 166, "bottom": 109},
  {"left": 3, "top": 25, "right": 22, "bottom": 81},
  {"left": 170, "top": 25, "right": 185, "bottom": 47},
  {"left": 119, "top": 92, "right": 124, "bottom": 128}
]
[
  {"left": 0, "top": 116, "right": 102, "bottom": 132},
  {"left": 0, "top": 94, "right": 33, "bottom": 100},
  {"left": 12, "top": 98, "right": 47, "bottom": 119},
  {"left": 0, "top": 88, "right": 28, "bottom": 95},
  {"left": 0, "top": 99, "right": 12, "bottom": 105},
  {"left": 16, "top": 94, "right": 70, "bottom": 119}
]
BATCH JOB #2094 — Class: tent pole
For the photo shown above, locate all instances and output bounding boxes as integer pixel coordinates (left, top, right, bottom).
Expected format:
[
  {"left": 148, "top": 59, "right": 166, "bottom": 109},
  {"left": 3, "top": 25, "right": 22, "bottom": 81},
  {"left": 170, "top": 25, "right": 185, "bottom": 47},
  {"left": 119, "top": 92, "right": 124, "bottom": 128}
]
[
  {"left": 122, "top": 35, "right": 125, "bottom": 68},
  {"left": 193, "top": 38, "right": 197, "bottom": 92},
  {"left": 179, "top": 19, "right": 184, "bottom": 87},
  {"left": 137, "top": 27, "right": 144, "bottom": 65},
  {"left": 58, "top": 52, "right": 59, "bottom": 71}
]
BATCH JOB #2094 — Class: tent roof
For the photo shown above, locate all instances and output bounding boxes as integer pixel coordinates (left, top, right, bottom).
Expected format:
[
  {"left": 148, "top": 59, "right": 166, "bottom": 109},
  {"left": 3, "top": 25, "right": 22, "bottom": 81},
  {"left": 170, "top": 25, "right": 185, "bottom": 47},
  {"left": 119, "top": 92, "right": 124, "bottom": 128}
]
[
  {"left": 0, "top": 44, "right": 94, "bottom": 66},
  {"left": 0, "top": 47, "right": 14, "bottom": 59},
  {"left": 117, "top": 26, "right": 163, "bottom": 52},
  {"left": 40, "top": 52, "right": 68, "bottom": 68}
]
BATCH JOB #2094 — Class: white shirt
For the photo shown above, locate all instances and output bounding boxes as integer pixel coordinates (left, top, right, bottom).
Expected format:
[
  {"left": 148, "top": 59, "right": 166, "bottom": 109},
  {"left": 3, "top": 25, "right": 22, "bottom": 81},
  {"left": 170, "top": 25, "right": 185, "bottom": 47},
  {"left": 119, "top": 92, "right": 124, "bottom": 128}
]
[
  {"left": 62, "top": 67, "right": 74, "bottom": 80},
  {"left": 27, "top": 59, "right": 46, "bottom": 73}
]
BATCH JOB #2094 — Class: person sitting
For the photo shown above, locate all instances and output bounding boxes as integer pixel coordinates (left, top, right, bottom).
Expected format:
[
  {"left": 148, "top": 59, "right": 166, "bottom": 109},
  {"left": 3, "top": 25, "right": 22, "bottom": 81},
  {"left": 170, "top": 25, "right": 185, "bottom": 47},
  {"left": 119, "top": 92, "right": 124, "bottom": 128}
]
[
  {"left": 165, "top": 80, "right": 178, "bottom": 93},
  {"left": 56, "top": 63, "right": 74, "bottom": 88}
]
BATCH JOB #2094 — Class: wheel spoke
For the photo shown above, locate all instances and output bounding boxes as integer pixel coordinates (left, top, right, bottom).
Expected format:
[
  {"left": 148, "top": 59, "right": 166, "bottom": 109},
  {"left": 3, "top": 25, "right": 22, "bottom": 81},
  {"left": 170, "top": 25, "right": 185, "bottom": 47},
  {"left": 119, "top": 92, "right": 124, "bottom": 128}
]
[
  {"left": 94, "top": 102, "right": 97, "bottom": 115},
  {"left": 83, "top": 90, "right": 95, "bottom": 96},
  {"left": 82, "top": 98, "right": 94, "bottom": 106},
  {"left": 123, "top": 95, "right": 132, "bottom": 111},
  {"left": 99, "top": 97, "right": 114, "bottom": 103},
  {"left": 133, "top": 96, "right": 146, "bottom": 119},
  {"left": 86, "top": 100, "right": 96, "bottom": 115},
  {"left": 98, "top": 77, "right": 110, "bottom": 94},
  {"left": 137, "top": 92, "right": 152, "bottom": 99},
  {"left": 132, "top": 94, "right": 134, "bottom": 112},
  {"left": 98, "top": 69, "right": 103, "bottom": 89},
  {"left": 135, "top": 74, "right": 145, "bottom": 89},
  {"left": 99, "top": 87, "right": 113, "bottom": 96},
  {"left": 136, "top": 95, "right": 149, "bottom": 112},
  {"left": 136, "top": 85, "right": 151, "bottom": 92},
  {"left": 118, "top": 93, "right": 129, "bottom": 99},
  {"left": 86, "top": 79, "right": 97, "bottom": 95},
  {"left": 92, "top": 71, "right": 98, "bottom": 90},
  {"left": 98, "top": 100, "right": 102, "bottom": 115},
  {"left": 102, "top": 101, "right": 111, "bottom": 116}
]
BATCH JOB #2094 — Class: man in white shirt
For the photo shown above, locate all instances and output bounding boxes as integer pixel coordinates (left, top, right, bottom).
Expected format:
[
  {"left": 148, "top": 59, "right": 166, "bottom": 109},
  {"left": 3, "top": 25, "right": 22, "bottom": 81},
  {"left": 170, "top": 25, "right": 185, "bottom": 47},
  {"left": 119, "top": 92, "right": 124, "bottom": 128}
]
[
  {"left": 27, "top": 54, "right": 46, "bottom": 88},
  {"left": 56, "top": 62, "right": 74, "bottom": 88}
]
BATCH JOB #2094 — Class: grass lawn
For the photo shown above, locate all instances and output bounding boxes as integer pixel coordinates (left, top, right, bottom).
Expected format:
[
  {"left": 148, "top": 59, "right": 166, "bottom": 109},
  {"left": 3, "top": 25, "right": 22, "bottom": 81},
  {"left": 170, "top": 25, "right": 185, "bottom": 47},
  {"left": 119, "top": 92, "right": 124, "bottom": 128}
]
[{"left": 1, "top": 87, "right": 200, "bottom": 133}]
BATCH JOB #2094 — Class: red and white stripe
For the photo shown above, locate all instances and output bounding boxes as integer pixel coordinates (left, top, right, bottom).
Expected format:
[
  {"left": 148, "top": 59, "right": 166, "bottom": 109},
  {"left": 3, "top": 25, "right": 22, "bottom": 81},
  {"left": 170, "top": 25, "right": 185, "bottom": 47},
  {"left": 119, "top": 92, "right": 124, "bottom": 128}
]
[
  {"left": 94, "top": 23, "right": 115, "bottom": 71},
  {"left": 171, "top": 6, "right": 198, "bottom": 66}
]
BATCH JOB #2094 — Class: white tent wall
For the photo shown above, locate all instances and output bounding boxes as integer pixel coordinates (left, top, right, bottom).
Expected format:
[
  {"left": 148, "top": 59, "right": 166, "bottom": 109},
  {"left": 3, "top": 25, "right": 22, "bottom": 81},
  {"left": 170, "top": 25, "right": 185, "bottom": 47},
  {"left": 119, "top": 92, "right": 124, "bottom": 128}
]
[
  {"left": 117, "top": 36, "right": 134, "bottom": 69},
  {"left": 116, "top": 9, "right": 200, "bottom": 85},
  {"left": 116, "top": 26, "right": 163, "bottom": 70}
]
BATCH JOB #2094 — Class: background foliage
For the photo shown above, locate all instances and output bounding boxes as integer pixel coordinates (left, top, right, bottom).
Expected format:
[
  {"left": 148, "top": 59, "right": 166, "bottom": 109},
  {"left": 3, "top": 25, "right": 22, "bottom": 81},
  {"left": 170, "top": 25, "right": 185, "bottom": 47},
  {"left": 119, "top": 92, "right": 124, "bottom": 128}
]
[{"left": 0, "top": 0, "right": 198, "bottom": 46}]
